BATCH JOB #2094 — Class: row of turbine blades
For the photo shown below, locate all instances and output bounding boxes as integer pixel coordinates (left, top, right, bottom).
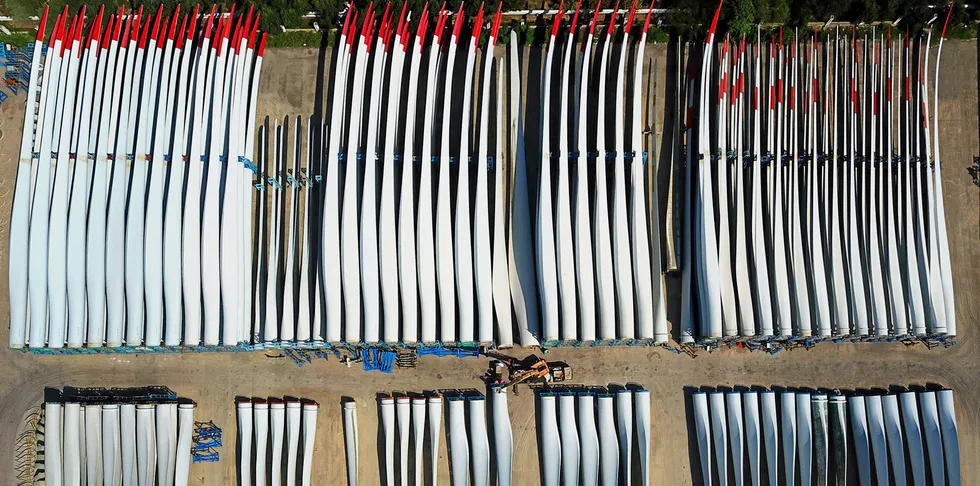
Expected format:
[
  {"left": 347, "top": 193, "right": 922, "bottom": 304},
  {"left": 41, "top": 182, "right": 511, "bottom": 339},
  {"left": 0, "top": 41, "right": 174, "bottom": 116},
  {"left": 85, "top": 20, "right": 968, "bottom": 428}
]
[
  {"left": 8, "top": 5, "right": 267, "bottom": 349},
  {"left": 254, "top": 2, "right": 669, "bottom": 348},
  {"left": 42, "top": 400, "right": 196, "bottom": 485},
  {"left": 691, "top": 387, "right": 960, "bottom": 485},
  {"left": 677, "top": 18, "right": 956, "bottom": 343},
  {"left": 235, "top": 398, "right": 320, "bottom": 486}
]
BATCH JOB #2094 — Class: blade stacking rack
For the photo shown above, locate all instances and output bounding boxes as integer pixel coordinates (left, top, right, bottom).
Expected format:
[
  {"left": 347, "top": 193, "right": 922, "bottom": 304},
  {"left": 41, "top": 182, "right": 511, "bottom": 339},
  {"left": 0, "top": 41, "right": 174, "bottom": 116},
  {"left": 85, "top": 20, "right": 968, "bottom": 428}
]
[
  {"left": 8, "top": 5, "right": 268, "bottom": 352},
  {"left": 689, "top": 385, "right": 960, "bottom": 486},
  {"left": 38, "top": 386, "right": 196, "bottom": 486},
  {"left": 677, "top": 10, "right": 957, "bottom": 347}
]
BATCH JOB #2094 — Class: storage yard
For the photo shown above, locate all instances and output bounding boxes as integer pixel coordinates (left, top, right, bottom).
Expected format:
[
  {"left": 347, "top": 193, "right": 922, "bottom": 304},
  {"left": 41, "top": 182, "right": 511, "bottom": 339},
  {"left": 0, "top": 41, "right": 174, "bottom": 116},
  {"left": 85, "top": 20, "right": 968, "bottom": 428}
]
[{"left": 2, "top": 19, "right": 980, "bottom": 486}]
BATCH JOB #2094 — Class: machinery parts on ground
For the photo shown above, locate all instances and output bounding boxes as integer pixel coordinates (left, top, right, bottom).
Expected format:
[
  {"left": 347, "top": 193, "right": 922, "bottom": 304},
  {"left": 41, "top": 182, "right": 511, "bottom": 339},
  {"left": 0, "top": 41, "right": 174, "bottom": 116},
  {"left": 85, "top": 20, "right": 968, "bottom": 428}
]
[
  {"left": 191, "top": 421, "right": 222, "bottom": 463},
  {"left": 483, "top": 352, "right": 572, "bottom": 393}
]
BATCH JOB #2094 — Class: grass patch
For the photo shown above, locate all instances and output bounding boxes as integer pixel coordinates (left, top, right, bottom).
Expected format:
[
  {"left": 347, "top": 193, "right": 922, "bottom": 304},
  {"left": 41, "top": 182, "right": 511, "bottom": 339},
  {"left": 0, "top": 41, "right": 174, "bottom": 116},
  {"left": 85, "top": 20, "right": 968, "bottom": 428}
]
[
  {"left": 0, "top": 30, "right": 35, "bottom": 46},
  {"left": 266, "top": 30, "right": 332, "bottom": 49}
]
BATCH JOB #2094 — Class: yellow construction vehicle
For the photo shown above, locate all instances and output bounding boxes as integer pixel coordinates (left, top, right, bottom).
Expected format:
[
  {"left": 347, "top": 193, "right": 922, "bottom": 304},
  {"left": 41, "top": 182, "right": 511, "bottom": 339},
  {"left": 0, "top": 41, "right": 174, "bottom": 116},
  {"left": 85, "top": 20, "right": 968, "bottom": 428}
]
[{"left": 483, "top": 352, "right": 572, "bottom": 394}]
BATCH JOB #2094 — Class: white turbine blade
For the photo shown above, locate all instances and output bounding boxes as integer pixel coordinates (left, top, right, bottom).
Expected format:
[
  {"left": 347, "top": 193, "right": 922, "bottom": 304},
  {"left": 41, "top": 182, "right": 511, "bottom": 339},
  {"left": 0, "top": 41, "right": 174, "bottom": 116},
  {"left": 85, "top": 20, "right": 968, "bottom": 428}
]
[
  {"left": 539, "top": 393, "right": 561, "bottom": 486},
  {"left": 454, "top": 11, "right": 478, "bottom": 344},
  {"left": 360, "top": 18, "right": 387, "bottom": 345},
  {"left": 135, "top": 404, "right": 156, "bottom": 486},
  {"left": 577, "top": 393, "right": 598, "bottom": 486},
  {"left": 492, "top": 56, "right": 513, "bottom": 347},
  {"left": 238, "top": 400, "right": 254, "bottom": 486},
  {"left": 254, "top": 401, "right": 270, "bottom": 486},
  {"left": 743, "top": 392, "right": 762, "bottom": 486},
  {"left": 447, "top": 397, "right": 470, "bottom": 486},
  {"left": 559, "top": 393, "right": 580, "bottom": 486},
  {"left": 174, "top": 404, "right": 194, "bottom": 486},
  {"left": 417, "top": 12, "right": 443, "bottom": 344},
  {"left": 492, "top": 388, "right": 514, "bottom": 486},
  {"left": 282, "top": 116, "right": 301, "bottom": 342},
  {"left": 881, "top": 395, "right": 906, "bottom": 484},
  {"left": 536, "top": 15, "right": 560, "bottom": 343},
  {"left": 286, "top": 401, "right": 302, "bottom": 486},
  {"left": 46, "top": 402, "right": 64, "bottom": 486},
  {"left": 183, "top": 10, "right": 217, "bottom": 347},
  {"left": 64, "top": 403, "right": 82, "bottom": 486},
  {"left": 848, "top": 396, "right": 872, "bottom": 485},
  {"left": 28, "top": 11, "right": 68, "bottom": 349},
  {"left": 865, "top": 395, "right": 889, "bottom": 485},
  {"left": 635, "top": 390, "right": 651, "bottom": 486},
  {"left": 631, "top": 13, "right": 657, "bottom": 342},
  {"left": 436, "top": 11, "right": 462, "bottom": 343},
  {"left": 727, "top": 392, "right": 745, "bottom": 486},
  {"left": 709, "top": 392, "right": 728, "bottom": 485},
  {"left": 382, "top": 396, "right": 396, "bottom": 485},
  {"left": 796, "top": 393, "right": 812, "bottom": 486},
  {"left": 594, "top": 22, "right": 616, "bottom": 341},
  {"left": 469, "top": 397, "right": 490, "bottom": 486},
  {"left": 300, "top": 403, "right": 318, "bottom": 486},
  {"left": 85, "top": 404, "right": 103, "bottom": 484},
  {"left": 397, "top": 14, "right": 423, "bottom": 344},
  {"left": 396, "top": 397, "right": 410, "bottom": 486},
  {"left": 163, "top": 15, "right": 196, "bottom": 348},
  {"left": 692, "top": 392, "right": 712, "bottom": 486},
  {"left": 829, "top": 395, "right": 847, "bottom": 484},
  {"left": 919, "top": 392, "right": 945, "bottom": 485},
  {"left": 427, "top": 395, "right": 442, "bottom": 486},
  {"left": 937, "top": 390, "right": 960, "bottom": 485},
  {"left": 761, "top": 391, "right": 778, "bottom": 486},
  {"left": 811, "top": 394, "right": 828, "bottom": 486},
  {"left": 380, "top": 11, "right": 407, "bottom": 344},
  {"left": 412, "top": 397, "right": 426, "bottom": 486},
  {"left": 473, "top": 20, "right": 495, "bottom": 345},
  {"left": 9, "top": 6, "right": 49, "bottom": 349},
  {"left": 554, "top": 8, "right": 578, "bottom": 343},
  {"left": 102, "top": 404, "right": 122, "bottom": 485},
  {"left": 611, "top": 15, "right": 634, "bottom": 341},
  {"left": 574, "top": 8, "right": 598, "bottom": 343},
  {"left": 270, "top": 402, "right": 286, "bottom": 486},
  {"left": 507, "top": 30, "right": 540, "bottom": 345},
  {"left": 781, "top": 391, "right": 797, "bottom": 486}
]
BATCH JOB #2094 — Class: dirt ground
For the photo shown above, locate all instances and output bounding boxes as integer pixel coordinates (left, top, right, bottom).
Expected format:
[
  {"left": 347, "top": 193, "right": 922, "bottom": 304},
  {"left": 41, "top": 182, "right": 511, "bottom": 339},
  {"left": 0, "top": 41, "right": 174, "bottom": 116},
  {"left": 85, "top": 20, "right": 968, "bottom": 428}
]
[{"left": 0, "top": 41, "right": 977, "bottom": 485}]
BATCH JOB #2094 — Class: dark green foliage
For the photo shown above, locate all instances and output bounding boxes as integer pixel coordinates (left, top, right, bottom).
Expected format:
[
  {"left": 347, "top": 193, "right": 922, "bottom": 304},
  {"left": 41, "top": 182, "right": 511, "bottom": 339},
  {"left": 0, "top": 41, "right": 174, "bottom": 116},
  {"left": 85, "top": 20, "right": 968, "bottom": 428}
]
[
  {"left": 754, "top": 0, "right": 770, "bottom": 23},
  {"left": 0, "top": 31, "right": 36, "bottom": 45},
  {"left": 859, "top": 0, "right": 880, "bottom": 22},
  {"left": 770, "top": 0, "right": 790, "bottom": 25},
  {"left": 728, "top": 0, "right": 756, "bottom": 37},
  {"left": 266, "top": 28, "right": 325, "bottom": 46}
]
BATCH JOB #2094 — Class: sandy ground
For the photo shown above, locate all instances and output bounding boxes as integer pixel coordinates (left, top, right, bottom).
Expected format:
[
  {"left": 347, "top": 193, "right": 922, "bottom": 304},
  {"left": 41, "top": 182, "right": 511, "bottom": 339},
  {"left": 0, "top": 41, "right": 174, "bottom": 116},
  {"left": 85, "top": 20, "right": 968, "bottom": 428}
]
[{"left": 0, "top": 40, "right": 977, "bottom": 485}]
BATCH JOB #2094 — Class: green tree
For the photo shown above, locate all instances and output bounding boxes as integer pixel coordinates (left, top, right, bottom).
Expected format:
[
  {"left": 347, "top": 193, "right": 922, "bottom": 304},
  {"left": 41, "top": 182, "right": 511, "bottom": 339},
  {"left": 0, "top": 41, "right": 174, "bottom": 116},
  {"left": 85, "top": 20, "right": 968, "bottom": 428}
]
[
  {"left": 729, "top": 0, "right": 756, "bottom": 37},
  {"left": 859, "top": 0, "right": 879, "bottom": 22},
  {"left": 755, "top": 0, "right": 771, "bottom": 23},
  {"left": 770, "top": 0, "right": 789, "bottom": 24}
]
